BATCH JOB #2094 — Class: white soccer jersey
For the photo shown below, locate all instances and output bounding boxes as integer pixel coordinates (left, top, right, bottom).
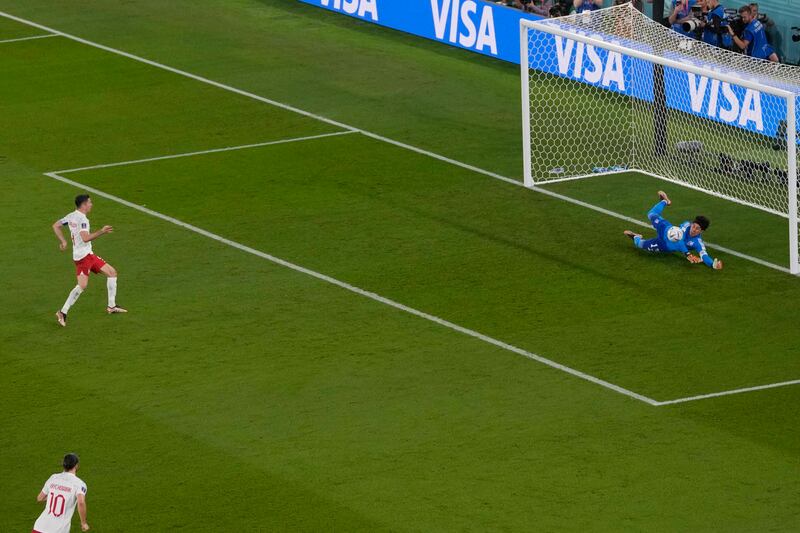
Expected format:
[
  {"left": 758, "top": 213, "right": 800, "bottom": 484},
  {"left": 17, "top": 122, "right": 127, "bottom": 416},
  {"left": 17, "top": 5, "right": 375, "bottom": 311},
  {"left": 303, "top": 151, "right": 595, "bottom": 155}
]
[
  {"left": 60, "top": 211, "right": 92, "bottom": 261},
  {"left": 33, "top": 472, "right": 87, "bottom": 533}
]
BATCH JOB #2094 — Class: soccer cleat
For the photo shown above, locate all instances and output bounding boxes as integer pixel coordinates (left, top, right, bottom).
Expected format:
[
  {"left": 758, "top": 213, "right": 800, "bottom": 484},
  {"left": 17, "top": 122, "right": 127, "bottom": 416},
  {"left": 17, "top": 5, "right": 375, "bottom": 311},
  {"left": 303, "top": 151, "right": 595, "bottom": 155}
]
[
  {"left": 658, "top": 190, "right": 671, "bottom": 205},
  {"left": 106, "top": 306, "right": 128, "bottom": 314},
  {"left": 623, "top": 230, "right": 641, "bottom": 240},
  {"left": 56, "top": 311, "right": 67, "bottom": 327}
]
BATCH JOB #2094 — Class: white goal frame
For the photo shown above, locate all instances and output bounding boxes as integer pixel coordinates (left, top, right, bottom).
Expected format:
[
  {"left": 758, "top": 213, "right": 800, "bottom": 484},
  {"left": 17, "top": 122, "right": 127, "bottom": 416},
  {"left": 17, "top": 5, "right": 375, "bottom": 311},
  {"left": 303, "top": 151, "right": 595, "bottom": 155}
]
[{"left": 520, "top": 16, "right": 799, "bottom": 275}]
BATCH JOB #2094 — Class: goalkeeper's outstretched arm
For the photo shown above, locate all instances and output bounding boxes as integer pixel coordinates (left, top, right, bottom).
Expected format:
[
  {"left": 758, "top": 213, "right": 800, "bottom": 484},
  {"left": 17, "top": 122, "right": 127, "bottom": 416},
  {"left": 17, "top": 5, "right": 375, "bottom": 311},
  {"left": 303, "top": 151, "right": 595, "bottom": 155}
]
[{"left": 689, "top": 238, "right": 722, "bottom": 269}]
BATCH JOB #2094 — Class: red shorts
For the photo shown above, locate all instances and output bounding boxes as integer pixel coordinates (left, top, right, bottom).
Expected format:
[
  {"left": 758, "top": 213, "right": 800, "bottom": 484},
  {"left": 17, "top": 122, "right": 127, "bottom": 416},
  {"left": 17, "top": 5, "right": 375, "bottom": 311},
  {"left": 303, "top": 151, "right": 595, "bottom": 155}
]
[{"left": 75, "top": 253, "right": 107, "bottom": 276}]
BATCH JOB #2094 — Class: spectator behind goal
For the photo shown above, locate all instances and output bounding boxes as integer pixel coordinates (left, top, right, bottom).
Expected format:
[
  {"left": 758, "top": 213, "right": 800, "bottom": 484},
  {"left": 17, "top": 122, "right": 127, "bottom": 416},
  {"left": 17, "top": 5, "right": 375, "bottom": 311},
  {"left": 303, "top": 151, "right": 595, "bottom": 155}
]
[
  {"left": 509, "top": 0, "right": 554, "bottom": 17},
  {"left": 573, "top": 0, "right": 602, "bottom": 13},
  {"left": 668, "top": 0, "right": 699, "bottom": 38}
]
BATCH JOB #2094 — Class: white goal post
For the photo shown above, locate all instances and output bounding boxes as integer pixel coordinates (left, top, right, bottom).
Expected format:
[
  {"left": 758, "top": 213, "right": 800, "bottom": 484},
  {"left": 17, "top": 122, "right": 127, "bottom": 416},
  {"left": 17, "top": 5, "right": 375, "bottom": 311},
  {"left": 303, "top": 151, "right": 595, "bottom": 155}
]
[{"left": 520, "top": 4, "right": 800, "bottom": 274}]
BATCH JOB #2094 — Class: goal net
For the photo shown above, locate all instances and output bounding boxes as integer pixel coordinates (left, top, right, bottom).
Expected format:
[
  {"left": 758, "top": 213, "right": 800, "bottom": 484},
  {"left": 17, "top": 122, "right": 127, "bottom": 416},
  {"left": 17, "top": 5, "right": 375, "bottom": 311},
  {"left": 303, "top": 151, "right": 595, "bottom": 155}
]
[{"left": 521, "top": 4, "right": 800, "bottom": 274}]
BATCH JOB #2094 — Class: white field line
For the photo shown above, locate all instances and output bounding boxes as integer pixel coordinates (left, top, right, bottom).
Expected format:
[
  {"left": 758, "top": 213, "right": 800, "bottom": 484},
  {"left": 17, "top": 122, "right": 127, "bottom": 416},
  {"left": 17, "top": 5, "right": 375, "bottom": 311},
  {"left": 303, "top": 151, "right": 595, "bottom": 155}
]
[
  {"left": 656, "top": 379, "right": 800, "bottom": 406},
  {"left": 44, "top": 170, "right": 660, "bottom": 407},
  {"left": 0, "top": 9, "right": 786, "bottom": 277},
  {"left": 52, "top": 131, "right": 355, "bottom": 174},
  {"left": 0, "top": 33, "right": 57, "bottom": 44},
  {"left": 0, "top": 10, "right": 359, "bottom": 133},
  {"left": 6, "top": 9, "right": 795, "bottom": 404},
  {"left": 678, "top": 234, "right": 789, "bottom": 272}
]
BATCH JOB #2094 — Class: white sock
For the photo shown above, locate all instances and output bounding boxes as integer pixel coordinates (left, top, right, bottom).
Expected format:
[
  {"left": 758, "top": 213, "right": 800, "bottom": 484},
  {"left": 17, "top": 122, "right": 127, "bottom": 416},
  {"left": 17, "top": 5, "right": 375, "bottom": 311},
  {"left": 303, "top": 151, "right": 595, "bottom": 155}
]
[
  {"left": 61, "top": 286, "right": 83, "bottom": 314},
  {"left": 107, "top": 277, "right": 117, "bottom": 308}
]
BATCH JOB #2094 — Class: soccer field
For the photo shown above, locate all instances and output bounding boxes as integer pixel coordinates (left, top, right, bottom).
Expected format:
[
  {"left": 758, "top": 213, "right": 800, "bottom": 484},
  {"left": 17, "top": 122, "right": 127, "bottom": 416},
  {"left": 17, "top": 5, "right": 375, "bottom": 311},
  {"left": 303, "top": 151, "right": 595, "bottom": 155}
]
[{"left": 2, "top": 1, "right": 799, "bottom": 531}]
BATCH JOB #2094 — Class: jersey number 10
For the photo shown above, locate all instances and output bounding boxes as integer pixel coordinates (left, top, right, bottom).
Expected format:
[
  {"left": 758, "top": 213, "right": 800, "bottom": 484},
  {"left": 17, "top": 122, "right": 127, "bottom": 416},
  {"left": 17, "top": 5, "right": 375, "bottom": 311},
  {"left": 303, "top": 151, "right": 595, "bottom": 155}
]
[{"left": 48, "top": 493, "right": 66, "bottom": 517}]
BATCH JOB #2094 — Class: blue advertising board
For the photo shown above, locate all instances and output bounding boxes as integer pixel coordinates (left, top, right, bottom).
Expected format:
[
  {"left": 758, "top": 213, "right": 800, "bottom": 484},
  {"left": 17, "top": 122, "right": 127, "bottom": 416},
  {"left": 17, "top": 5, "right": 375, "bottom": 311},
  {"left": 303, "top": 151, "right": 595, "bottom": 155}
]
[
  {"left": 296, "top": 0, "right": 542, "bottom": 64},
  {"left": 298, "top": 0, "right": 796, "bottom": 140}
]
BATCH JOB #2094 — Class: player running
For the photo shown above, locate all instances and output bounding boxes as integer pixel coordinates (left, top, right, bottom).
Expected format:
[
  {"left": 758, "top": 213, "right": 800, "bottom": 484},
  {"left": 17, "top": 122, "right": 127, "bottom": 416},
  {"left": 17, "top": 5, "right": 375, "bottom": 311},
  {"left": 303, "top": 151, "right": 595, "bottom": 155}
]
[
  {"left": 32, "top": 453, "right": 89, "bottom": 532},
  {"left": 623, "top": 191, "right": 723, "bottom": 270},
  {"left": 52, "top": 194, "right": 127, "bottom": 327}
]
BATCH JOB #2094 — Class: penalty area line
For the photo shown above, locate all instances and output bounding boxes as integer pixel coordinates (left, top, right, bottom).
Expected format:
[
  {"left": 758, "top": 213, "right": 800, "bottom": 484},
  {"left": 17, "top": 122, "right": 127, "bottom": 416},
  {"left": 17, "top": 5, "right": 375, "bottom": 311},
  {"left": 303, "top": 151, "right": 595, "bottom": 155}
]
[
  {"left": 0, "top": 33, "right": 58, "bottom": 44},
  {"left": 44, "top": 170, "right": 660, "bottom": 407},
  {"left": 52, "top": 130, "right": 356, "bottom": 174},
  {"left": 656, "top": 378, "right": 800, "bottom": 406}
]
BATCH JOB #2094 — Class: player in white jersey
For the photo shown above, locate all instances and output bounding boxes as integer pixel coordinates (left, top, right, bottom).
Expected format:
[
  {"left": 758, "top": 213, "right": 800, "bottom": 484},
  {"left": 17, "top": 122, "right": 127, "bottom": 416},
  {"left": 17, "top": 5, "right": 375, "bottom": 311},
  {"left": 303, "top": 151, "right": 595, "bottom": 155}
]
[
  {"left": 32, "top": 453, "right": 89, "bottom": 533},
  {"left": 52, "top": 194, "right": 127, "bottom": 327}
]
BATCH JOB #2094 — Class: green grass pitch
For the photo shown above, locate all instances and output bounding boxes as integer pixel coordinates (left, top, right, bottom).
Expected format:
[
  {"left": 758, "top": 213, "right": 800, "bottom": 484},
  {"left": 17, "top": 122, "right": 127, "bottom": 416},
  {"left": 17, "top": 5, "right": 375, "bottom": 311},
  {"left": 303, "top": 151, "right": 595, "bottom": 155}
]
[{"left": 1, "top": 1, "right": 799, "bottom": 531}]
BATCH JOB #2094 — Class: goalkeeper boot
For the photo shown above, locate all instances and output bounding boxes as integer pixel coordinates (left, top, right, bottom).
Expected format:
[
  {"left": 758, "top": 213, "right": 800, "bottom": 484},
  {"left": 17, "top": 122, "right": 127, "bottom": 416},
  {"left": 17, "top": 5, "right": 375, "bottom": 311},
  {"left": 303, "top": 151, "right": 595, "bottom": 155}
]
[
  {"left": 658, "top": 190, "right": 671, "bottom": 205},
  {"left": 624, "top": 230, "right": 643, "bottom": 249}
]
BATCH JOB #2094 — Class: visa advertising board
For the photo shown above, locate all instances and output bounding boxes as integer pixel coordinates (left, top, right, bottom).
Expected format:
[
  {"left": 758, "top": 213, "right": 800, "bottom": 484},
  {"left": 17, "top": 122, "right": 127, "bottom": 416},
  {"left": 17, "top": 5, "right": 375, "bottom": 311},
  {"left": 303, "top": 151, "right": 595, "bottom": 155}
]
[{"left": 298, "top": 0, "right": 796, "bottom": 139}]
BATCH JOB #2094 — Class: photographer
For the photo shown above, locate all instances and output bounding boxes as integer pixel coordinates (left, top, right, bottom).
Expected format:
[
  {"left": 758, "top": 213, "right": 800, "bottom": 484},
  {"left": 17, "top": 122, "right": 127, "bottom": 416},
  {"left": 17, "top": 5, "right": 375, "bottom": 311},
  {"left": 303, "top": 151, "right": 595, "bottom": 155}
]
[
  {"left": 750, "top": 4, "right": 774, "bottom": 33},
  {"left": 728, "top": 5, "right": 779, "bottom": 62},
  {"left": 700, "top": 0, "right": 727, "bottom": 48},
  {"left": 573, "top": 0, "right": 602, "bottom": 14},
  {"left": 668, "top": 0, "right": 699, "bottom": 38},
  {"left": 750, "top": 3, "right": 777, "bottom": 47}
]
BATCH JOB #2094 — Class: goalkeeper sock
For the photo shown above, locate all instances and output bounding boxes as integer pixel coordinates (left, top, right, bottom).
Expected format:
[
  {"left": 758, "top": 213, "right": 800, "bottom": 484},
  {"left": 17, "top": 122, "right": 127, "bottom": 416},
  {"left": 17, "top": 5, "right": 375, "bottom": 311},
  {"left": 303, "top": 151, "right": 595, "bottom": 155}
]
[
  {"left": 634, "top": 236, "right": 643, "bottom": 249},
  {"left": 648, "top": 200, "right": 668, "bottom": 218},
  {"left": 61, "top": 285, "right": 83, "bottom": 314}
]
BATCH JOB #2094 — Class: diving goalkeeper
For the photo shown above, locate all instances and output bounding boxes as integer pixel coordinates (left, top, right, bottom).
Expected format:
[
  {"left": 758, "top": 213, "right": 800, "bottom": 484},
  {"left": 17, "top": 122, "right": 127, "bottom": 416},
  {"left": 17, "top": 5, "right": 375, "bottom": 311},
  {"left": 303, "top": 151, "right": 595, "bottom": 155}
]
[{"left": 624, "top": 191, "right": 723, "bottom": 270}]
